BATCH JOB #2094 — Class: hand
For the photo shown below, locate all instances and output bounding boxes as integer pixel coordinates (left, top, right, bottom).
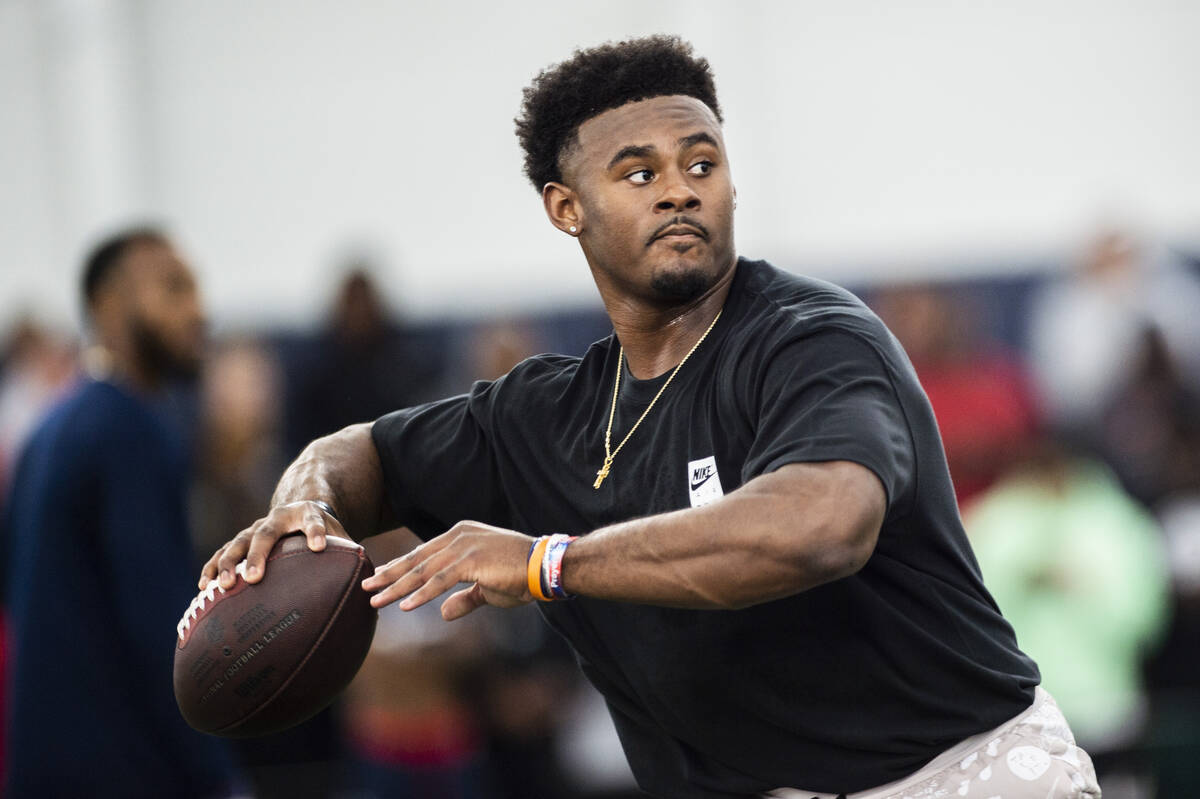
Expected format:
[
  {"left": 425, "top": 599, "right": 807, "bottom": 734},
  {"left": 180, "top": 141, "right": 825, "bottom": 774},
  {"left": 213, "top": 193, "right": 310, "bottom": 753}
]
[
  {"left": 199, "top": 500, "right": 344, "bottom": 590},
  {"left": 361, "top": 521, "right": 535, "bottom": 621}
]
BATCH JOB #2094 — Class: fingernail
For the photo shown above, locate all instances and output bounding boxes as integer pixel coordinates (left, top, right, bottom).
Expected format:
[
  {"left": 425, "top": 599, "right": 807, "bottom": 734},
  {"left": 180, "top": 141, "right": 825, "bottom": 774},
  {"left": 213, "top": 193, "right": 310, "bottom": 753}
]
[
  {"left": 313, "top": 535, "right": 325, "bottom": 550},
  {"left": 246, "top": 565, "right": 260, "bottom": 579},
  {"left": 220, "top": 569, "right": 230, "bottom": 583},
  {"left": 399, "top": 599, "right": 413, "bottom": 610}
]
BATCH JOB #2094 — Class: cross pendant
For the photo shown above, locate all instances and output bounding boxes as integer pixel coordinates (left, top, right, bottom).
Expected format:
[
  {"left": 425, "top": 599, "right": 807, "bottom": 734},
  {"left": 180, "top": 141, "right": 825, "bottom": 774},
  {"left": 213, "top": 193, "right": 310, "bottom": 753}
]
[{"left": 593, "top": 458, "right": 612, "bottom": 489}]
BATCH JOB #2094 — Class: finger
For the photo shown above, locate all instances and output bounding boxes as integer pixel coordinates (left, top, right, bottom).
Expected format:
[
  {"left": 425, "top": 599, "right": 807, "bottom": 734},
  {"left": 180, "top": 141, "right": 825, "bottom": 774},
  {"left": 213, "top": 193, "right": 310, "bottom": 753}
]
[
  {"left": 360, "top": 553, "right": 409, "bottom": 592},
  {"left": 243, "top": 514, "right": 292, "bottom": 583},
  {"left": 366, "top": 548, "right": 458, "bottom": 609},
  {"left": 441, "top": 583, "right": 489, "bottom": 621},
  {"left": 215, "top": 526, "right": 261, "bottom": 588},
  {"left": 397, "top": 560, "right": 470, "bottom": 611},
  {"left": 361, "top": 530, "right": 461, "bottom": 592},
  {"left": 294, "top": 502, "right": 333, "bottom": 551}
]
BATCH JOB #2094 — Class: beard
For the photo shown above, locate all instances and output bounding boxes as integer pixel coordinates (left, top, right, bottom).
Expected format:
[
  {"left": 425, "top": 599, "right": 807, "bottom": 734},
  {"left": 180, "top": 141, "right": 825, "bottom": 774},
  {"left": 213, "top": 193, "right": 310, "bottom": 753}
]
[
  {"left": 649, "top": 265, "right": 715, "bottom": 304},
  {"left": 131, "top": 316, "right": 202, "bottom": 382}
]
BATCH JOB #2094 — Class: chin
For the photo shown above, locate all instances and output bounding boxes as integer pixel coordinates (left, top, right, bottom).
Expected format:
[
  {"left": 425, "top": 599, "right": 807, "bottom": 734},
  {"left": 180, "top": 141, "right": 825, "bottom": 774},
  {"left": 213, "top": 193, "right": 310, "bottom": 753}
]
[{"left": 649, "top": 265, "right": 715, "bottom": 303}]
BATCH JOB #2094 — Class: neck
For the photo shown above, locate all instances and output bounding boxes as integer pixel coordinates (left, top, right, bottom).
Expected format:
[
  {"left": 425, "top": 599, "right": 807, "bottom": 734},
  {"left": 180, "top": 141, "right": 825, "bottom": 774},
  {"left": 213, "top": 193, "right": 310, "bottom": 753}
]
[{"left": 601, "top": 258, "right": 737, "bottom": 380}]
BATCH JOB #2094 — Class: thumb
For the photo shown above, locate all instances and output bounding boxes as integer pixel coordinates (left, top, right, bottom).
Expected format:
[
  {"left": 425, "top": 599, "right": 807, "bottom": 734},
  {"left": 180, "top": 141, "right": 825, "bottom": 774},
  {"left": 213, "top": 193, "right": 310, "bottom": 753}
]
[{"left": 441, "top": 583, "right": 489, "bottom": 621}]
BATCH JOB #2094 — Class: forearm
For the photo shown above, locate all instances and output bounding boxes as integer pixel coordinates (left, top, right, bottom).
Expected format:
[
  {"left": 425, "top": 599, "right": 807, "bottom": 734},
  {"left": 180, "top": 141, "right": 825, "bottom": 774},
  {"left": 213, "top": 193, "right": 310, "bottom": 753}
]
[
  {"left": 562, "top": 461, "right": 885, "bottom": 609},
  {"left": 360, "top": 462, "right": 884, "bottom": 620},
  {"left": 270, "top": 422, "right": 392, "bottom": 540}
]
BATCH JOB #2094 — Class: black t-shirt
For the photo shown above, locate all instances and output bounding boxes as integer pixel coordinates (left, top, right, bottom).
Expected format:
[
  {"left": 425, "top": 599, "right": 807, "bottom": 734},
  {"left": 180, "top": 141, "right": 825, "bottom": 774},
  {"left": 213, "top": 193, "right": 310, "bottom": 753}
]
[{"left": 372, "top": 258, "right": 1039, "bottom": 798}]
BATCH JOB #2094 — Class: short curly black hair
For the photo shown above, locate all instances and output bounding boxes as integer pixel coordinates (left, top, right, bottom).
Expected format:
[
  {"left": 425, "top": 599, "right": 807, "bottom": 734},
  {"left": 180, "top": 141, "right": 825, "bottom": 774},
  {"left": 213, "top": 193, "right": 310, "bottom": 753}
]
[{"left": 515, "top": 35, "right": 723, "bottom": 192}]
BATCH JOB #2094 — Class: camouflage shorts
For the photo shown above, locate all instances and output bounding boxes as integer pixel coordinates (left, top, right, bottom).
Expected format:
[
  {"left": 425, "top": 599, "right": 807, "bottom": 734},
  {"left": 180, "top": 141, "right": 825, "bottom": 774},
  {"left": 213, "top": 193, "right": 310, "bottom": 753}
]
[{"left": 768, "top": 688, "right": 1101, "bottom": 799}]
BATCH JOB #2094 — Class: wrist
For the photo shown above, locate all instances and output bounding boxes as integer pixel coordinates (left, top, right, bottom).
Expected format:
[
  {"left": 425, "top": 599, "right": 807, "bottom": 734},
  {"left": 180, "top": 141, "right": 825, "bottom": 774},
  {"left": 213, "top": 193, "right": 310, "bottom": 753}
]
[
  {"left": 526, "top": 534, "right": 578, "bottom": 601},
  {"left": 309, "top": 499, "right": 340, "bottom": 523}
]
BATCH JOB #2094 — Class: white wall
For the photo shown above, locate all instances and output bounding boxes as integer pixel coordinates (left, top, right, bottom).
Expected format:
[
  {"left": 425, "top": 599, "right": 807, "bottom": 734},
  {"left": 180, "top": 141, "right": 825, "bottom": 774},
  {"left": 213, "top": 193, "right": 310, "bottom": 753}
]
[{"left": 2, "top": 0, "right": 1198, "bottom": 331}]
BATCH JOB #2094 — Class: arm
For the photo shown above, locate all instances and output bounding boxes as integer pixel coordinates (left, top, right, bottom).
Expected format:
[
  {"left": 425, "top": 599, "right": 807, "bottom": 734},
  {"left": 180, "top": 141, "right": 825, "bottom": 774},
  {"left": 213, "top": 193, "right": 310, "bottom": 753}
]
[
  {"left": 363, "top": 460, "right": 886, "bottom": 619},
  {"left": 200, "top": 422, "right": 394, "bottom": 589},
  {"left": 563, "top": 460, "right": 883, "bottom": 607}
]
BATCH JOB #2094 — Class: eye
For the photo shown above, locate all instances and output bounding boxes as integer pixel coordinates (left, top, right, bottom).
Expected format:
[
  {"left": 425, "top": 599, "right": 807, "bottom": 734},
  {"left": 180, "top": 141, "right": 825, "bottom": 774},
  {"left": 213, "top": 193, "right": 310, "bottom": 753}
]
[
  {"left": 687, "top": 160, "right": 713, "bottom": 176},
  {"left": 626, "top": 168, "right": 654, "bottom": 185}
]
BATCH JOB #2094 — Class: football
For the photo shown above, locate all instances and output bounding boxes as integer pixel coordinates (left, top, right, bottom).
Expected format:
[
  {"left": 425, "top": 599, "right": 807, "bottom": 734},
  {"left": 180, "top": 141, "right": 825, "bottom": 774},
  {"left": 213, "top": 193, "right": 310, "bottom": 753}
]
[{"left": 173, "top": 533, "right": 377, "bottom": 737}]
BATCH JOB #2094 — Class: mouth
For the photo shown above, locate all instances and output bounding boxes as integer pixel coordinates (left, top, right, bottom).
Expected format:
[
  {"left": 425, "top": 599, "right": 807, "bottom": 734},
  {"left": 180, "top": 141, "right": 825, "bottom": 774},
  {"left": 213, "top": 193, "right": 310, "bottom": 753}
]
[{"left": 648, "top": 219, "right": 709, "bottom": 246}]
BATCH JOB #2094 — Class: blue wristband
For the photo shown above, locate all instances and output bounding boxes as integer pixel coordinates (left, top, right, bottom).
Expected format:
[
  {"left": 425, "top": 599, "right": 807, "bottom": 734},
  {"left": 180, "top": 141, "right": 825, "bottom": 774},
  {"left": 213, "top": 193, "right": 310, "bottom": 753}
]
[{"left": 543, "top": 534, "right": 577, "bottom": 600}]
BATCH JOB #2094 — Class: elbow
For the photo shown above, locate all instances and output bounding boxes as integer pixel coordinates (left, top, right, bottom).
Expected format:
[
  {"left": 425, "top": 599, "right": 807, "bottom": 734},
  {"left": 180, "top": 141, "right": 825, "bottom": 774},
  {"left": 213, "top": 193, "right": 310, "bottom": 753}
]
[
  {"left": 799, "top": 462, "right": 886, "bottom": 585},
  {"left": 792, "top": 515, "right": 880, "bottom": 592},
  {"left": 824, "top": 528, "right": 875, "bottom": 580}
]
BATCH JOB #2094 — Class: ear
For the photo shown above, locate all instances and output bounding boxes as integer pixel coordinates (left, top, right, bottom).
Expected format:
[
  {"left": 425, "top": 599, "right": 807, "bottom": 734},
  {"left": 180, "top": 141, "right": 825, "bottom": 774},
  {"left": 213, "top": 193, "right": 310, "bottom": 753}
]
[
  {"left": 87, "top": 282, "right": 124, "bottom": 344},
  {"left": 542, "top": 181, "right": 583, "bottom": 237}
]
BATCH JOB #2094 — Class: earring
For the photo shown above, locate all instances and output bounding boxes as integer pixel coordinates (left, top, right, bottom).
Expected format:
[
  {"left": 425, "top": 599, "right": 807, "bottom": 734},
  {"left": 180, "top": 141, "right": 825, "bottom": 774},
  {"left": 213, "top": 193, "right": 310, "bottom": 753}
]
[{"left": 569, "top": 226, "right": 578, "bottom": 234}]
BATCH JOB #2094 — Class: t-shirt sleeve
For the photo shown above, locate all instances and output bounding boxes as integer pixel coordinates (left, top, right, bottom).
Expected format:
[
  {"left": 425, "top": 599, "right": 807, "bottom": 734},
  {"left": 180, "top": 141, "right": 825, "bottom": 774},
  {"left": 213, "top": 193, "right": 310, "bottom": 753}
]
[
  {"left": 371, "top": 381, "right": 513, "bottom": 540},
  {"left": 742, "top": 329, "right": 915, "bottom": 515}
]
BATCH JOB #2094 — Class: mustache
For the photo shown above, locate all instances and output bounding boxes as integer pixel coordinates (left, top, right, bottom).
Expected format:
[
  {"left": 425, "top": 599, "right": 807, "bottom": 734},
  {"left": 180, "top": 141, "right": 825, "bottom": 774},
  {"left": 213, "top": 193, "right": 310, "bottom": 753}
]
[{"left": 647, "top": 216, "right": 709, "bottom": 246}]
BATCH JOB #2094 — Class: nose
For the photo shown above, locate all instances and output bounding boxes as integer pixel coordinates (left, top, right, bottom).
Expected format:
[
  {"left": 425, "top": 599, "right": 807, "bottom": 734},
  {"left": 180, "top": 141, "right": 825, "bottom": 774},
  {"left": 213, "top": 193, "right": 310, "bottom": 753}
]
[{"left": 654, "top": 170, "right": 701, "bottom": 212}]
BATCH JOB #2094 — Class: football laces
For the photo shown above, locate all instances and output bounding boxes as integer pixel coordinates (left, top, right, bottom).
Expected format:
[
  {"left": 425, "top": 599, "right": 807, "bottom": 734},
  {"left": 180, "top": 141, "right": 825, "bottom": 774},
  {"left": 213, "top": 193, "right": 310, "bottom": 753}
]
[{"left": 177, "top": 561, "right": 249, "bottom": 640}]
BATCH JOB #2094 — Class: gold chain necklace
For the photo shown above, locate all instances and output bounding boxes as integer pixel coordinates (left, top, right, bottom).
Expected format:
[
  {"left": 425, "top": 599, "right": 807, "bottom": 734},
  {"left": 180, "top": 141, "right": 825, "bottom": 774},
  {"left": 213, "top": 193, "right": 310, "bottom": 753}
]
[{"left": 593, "top": 309, "right": 723, "bottom": 489}]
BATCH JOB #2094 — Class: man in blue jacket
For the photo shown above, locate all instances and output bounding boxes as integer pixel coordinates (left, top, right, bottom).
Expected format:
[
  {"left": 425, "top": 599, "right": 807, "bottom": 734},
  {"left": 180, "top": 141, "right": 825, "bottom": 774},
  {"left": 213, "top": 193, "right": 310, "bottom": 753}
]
[{"left": 2, "top": 229, "right": 241, "bottom": 798}]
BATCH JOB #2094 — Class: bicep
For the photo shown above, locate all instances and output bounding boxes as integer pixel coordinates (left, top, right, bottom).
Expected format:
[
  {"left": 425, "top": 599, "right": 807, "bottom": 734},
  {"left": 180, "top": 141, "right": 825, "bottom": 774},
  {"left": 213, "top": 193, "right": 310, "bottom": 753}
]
[
  {"left": 371, "top": 387, "right": 512, "bottom": 540},
  {"left": 742, "top": 330, "right": 915, "bottom": 521}
]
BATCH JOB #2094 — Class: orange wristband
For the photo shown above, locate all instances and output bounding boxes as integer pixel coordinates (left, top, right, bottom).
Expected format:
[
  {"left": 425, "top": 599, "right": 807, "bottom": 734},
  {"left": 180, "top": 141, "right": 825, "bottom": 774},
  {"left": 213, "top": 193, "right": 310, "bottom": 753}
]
[{"left": 526, "top": 536, "right": 552, "bottom": 601}]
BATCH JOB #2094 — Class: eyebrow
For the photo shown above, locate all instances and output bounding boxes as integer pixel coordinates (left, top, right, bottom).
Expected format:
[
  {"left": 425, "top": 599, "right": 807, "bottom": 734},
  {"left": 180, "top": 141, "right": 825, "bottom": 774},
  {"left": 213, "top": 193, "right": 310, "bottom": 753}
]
[
  {"left": 678, "top": 131, "right": 719, "bottom": 150},
  {"left": 605, "top": 132, "right": 720, "bottom": 172},
  {"left": 606, "top": 144, "right": 655, "bottom": 171}
]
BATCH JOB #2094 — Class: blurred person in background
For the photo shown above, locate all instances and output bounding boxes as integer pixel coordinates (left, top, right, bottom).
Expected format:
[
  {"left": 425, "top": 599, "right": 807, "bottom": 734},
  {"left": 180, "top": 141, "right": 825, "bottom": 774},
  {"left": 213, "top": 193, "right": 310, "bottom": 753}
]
[
  {"left": 0, "top": 228, "right": 242, "bottom": 798},
  {"left": 1028, "top": 228, "right": 1200, "bottom": 475},
  {"left": 0, "top": 318, "right": 78, "bottom": 490},
  {"left": 0, "top": 317, "right": 78, "bottom": 785},
  {"left": 193, "top": 338, "right": 286, "bottom": 566},
  {"left": 1029, "top": 228, "right": 1200, "bottom": 794},
  {"left": 965, "top": 441, "right": 1169, "bottom": 795},
  {"left": 283, "top": 264, "right": 443, "bottom": 459},
  {"left": 871, "top": 284, "right": 1039, "bottom": 508},
  {"left": 1124, "top": 329, "right": 1200, "bottom": 795},
  {"left": 1147, "top": 473, "right": 1200, "bottom": 797}
]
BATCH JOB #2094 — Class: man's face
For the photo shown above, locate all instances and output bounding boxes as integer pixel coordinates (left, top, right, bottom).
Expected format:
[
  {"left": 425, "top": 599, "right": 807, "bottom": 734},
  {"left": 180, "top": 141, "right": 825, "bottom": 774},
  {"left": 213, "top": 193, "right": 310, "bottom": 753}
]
[
  {"left": 558, "top": 95, "right": 736, "bottom": 306},
  {"left": 118, "top": 240, "right": 207, "bottom": 379}
]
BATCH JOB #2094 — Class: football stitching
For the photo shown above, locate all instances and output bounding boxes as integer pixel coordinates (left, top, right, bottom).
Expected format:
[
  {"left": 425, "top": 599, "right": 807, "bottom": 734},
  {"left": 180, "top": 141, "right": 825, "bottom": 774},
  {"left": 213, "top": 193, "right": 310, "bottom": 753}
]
[
  {"left": 176, "top": 540, "right": 359, "bottom": 643},
  {"left": 177, "top": 561, "right": 250, "bottom": 640}
]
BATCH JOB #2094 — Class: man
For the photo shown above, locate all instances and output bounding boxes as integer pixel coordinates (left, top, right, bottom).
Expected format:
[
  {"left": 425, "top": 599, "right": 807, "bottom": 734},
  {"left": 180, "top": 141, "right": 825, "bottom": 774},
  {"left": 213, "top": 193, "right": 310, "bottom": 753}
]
[
  {"left": 3, "top": 230, "right": 240, "bottom": 798},
  {"left": 200, "top": 37, "right": 1099, "bottom": 798}
]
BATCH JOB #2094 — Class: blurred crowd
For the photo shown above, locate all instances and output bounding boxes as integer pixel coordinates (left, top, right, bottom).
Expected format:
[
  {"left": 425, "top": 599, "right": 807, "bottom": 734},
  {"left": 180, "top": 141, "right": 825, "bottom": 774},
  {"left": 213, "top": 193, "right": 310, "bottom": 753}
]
[
  {"left": 1, "top": 227, "right": 1198, "bottom": 798},
  {"left": 868, "top": 229, "right": 1200, "bottom": 799}
]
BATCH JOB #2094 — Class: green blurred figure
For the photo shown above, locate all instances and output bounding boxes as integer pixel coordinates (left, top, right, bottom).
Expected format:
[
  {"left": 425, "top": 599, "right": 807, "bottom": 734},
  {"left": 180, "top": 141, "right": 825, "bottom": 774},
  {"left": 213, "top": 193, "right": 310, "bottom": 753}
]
[{"left": 965, "top": 445, "right": 1169, "bottom": 792}]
